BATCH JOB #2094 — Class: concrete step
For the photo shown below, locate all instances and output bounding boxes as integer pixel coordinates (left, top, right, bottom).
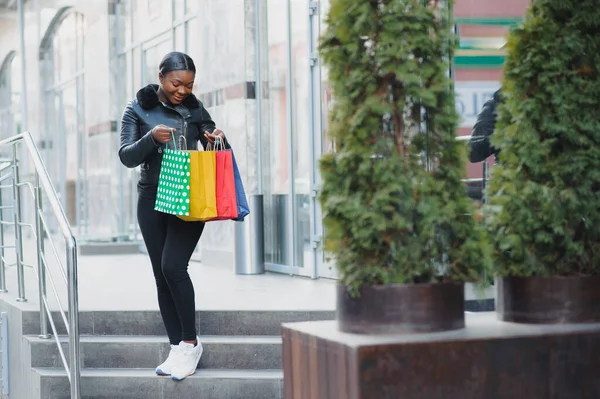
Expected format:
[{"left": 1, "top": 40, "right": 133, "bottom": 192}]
[
  {"left": 22, "top": 310, "right": 335, "bottom": 336},
  {"left": 33, "top": 368, "right": 283, "bottom": 399},
  {"left": 27, "top": 335, "right": 282, "bottom": 370}
]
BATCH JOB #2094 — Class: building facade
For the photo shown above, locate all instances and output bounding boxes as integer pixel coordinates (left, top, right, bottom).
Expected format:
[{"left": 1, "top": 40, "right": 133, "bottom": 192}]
[{"left": 0, "top": 0, "right": 529, "bottom": 279}]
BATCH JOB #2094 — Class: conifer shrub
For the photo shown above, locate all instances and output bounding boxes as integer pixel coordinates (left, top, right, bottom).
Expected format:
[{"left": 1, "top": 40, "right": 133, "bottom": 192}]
[
  {"left": 486, "top": 0, "right": 600, "bottom": 276},
  {"left": 318, "top": 0, "right": 491, "bottom": 296}
]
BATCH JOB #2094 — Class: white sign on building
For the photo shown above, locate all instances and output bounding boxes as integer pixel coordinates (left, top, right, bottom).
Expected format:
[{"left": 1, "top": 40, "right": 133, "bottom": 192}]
[{"left": 455, "top": 81, "right": 501, "bottom": 128}]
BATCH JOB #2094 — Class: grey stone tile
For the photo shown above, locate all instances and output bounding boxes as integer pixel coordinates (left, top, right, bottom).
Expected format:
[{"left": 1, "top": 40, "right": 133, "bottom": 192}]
[
  {"left": 29, "top": 336, "right": 282, "bottom": 370},
  {"left": 198, "top": 341, "right": 282, "bottom": 370},
  {"left": 465, "top": 298, "right": 495, "bottom": 312},
  {"left": 198, "top": 311, "right": 310, "bottom": 336},
  {"left": 39, "top": 374, "right": 70, "bottom": 399},
  {"left": 83, "top": 376, "right": 163, "bottom": 399},
  {"left": 161, "top": 374, "right": 282, "bottom": 399},
  {"left": 30, "top": 341, "right": 69, "bottom": 368},
  {"left": 39, "top": 372, "right": 163, "bottom": 399},
  {"left": 308, "top": 310, "right": 336, "bottom": 321},
  {"left": 82, "top": 341, "right": 163, "bottom": 369},
  {"left": 36, "top": 369, "right": 282, "bottom": 399},
  {"left": 76, "top": 310, "right": 332, "bottom": 336},
  {"left": 92, "top": 311, "right": 166, "bottom": 335},
  {"left": 23, "top": 310, "right": 94, "bottom": 336}
]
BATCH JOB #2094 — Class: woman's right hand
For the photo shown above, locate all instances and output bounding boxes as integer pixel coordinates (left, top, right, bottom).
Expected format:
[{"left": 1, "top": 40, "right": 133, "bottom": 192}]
[{"left": 151, "top": 125, "right": 175, "bottom": 144}]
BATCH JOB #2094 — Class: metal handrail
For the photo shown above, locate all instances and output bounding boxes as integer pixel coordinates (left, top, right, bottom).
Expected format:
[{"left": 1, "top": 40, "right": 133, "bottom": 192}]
[{"left": 0, "top": 132, "right": 80, "bottom": 399}]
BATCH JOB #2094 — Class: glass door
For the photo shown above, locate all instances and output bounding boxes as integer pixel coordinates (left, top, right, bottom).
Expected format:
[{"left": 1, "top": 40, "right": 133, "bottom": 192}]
[
  {"left": 261, "top": 0, "right": 337, "bottom": 279},
  {"left": 41, "top": 12, "right": 87, "bottom": 233},
  {"left": 262, "top": 0, "right": 312, "bottom": 277},
  {"left": 310, "top": 0, "right": 338, "bottom": 279}
]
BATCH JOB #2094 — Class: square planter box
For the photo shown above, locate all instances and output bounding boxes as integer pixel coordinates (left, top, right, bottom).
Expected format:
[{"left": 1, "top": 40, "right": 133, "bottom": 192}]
[{"left": 282, "top": 312, "right": 600, "bottom": 399}]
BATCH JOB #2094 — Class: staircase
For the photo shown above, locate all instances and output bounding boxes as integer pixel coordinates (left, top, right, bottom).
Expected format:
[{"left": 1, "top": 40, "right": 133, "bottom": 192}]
[
  {"left": 23, "top": 309, "right": 333, "bottom": 399},
  {"left": 0, "top": 132, "right": 336, "bottom": 398}
]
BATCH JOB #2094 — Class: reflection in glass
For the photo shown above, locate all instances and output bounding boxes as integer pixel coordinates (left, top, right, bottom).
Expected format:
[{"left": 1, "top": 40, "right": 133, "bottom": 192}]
[
  {"left": 263, "top": 0, "right": 290, "bottom": 266},
  {"left": 133, "top": 0, "right": 172, "bottom": 43},
  {"left": 261, "top": 0, "right": 320, "bottom": 270},
  {"left": 290, "top": 0, "right": 311, "bottom": 269},
  {"left": 186, "top": 17, "right": 206, "bottom": 96},
  {"left": 318, "top": 0, "right": 333, "bottom": 155},
  {"left": 173, "top": 0, "right": 185, "bottom": 21},
  {"left": 0, "top": 55, "right": 21, "bottom": 139},
  {"left": 131, "top": 0, "right": 139, "bottom": 42},
  {"left": 0, "top": 55, "right": 20, "bottom": 213},
  {"left": 317, "top": 0, "right": 338, "bottom": 277},
  {"left": 175, "top": 25, "right": 185, "bottom": 52},
  {"left": 142, "top": 37, "right": 172, "bottom": 85},
  {"left": 42, "top": 12, "right": 86, "bottom": 229},
  {"left": 186, "top": 0, "right": 244, "bottom": 96},
  {"left": 53, "top": 16, "right": 77, "bottom": 84},
  {"left": 120, "top": 0, "right": 132, "bottom": 50},
  {"left": 133, "top": 46, "right": 142, "bottom": 91},
  {"left": 186, "top": 0, "right": 199, "bottom": 14}
]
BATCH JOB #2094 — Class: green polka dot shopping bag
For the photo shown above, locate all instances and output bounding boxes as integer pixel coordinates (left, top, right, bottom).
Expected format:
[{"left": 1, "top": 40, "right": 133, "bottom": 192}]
[{"left": 154, "top": 138, "right": 218, "bottom": 221}]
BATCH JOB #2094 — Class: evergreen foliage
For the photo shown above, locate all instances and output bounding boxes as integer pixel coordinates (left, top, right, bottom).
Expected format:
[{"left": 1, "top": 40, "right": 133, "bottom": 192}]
[
  {"left": 318, "top": 0, "right": 491, "bottom": 296},
  {"left": 486, "top": 0, "right": 600, "bottom": 276}
]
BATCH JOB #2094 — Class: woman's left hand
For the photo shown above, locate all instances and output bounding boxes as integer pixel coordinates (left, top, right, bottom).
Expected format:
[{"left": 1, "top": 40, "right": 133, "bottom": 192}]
[{"left": 204, "top": 129, "right": 225, "bottom": 144}]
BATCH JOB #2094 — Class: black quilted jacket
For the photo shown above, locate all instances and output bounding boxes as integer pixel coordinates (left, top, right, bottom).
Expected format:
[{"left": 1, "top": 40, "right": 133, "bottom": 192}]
[{"left": 118, "top": 84, "right": 230, "bottom": 193}]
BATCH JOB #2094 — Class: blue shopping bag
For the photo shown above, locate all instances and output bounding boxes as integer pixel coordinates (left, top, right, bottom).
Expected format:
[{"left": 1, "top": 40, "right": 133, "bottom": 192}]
[{"left": 231, "top": 151, "right": 250, "bottom": 221}]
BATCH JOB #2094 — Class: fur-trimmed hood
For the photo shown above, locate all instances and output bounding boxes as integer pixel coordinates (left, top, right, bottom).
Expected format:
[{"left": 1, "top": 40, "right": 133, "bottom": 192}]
[{"left": 136, "top": 84, "right": 201, "bottom": 110}]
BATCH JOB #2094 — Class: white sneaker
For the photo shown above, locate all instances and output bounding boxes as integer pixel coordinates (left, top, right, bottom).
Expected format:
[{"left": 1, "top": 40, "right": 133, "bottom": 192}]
[
  {"left": 171, "top": 337, "right": 203, "bottom": 381},
  {"left": 155, "top": 344, "right": 180, "bottom": 376}
]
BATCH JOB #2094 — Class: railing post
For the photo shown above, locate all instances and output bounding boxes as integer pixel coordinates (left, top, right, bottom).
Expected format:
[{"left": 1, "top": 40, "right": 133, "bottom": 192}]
[
  {"left": 482, "top": 159, "right": 489, "bottom": 205},
  {"left": 35, "top": 172, "right": 50, "bottom": 339},
  {"left": 0, "top": 183, "right": 7, "bottom": 293},
  {"left": 66, "top": 239, "right": 81, "bottom": 399},
  {"left": 11, "top": 145, "right": 26, "bottom": 302}
]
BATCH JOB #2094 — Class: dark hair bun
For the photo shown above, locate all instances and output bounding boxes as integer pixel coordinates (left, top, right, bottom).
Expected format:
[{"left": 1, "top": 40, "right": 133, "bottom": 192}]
[{"left": 159, "top": 52, "right": 196, "bottom": 75}]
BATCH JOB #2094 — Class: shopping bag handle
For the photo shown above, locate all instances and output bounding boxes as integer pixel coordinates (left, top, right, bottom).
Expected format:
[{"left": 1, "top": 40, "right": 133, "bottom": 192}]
[
  {"left": 170, "top": 129, "right": 177, "bottom": 150},
  {"left": 178, "top": 135, "right": 188, "bottom": 151},
  {"left": 206, "top": 137, "right": 225, "bottom": 152},
  {"left": 167, "top": 129, "right": 187, "bottom": 151}
]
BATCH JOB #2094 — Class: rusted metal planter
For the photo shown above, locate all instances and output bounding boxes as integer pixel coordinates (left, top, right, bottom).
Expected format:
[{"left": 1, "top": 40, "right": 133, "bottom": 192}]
[
  {"left": 497, "top": 276, "right": 600, "bottom": 324},
  {"left": 336, "top": 282, "right": 465, "bottom": 334}
]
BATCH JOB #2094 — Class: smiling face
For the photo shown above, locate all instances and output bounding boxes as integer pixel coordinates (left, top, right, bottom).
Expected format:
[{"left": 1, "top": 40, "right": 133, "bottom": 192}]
[{"left": 158, "top": 70, "right": 195, "bottom": 105}]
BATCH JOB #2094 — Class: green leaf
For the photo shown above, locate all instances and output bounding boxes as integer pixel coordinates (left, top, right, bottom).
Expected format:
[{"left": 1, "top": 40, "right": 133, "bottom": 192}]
[
  {"left": 486, "top": 0, "right": 600, "bottom": 277},
  {"left": 319, "top": 0, "right": 492, "bottom": 295}
]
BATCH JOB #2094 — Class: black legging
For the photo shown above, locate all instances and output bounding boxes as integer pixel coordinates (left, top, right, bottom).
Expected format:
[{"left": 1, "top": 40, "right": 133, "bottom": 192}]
[{"left": 137, "top": 191, "right": 205, "bottom": 345}]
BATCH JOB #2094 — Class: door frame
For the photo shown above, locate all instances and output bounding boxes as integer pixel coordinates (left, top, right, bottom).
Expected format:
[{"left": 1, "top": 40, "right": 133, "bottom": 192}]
[{"left": 307, "top": 0, "right": 338, "bottom": 280}]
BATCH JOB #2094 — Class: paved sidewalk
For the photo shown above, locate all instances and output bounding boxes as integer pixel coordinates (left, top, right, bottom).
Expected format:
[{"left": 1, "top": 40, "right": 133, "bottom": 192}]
[{"left": 0, "top": 235, "right": 336, "bottom": 312}]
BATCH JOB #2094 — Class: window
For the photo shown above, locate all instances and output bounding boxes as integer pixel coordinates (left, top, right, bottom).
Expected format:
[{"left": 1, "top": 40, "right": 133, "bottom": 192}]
[
  {"left": 142, "top": 36, "right": 172, "bottom": 85},
  {"left": 0, "top": 54, "right": 21, "bottom": 139},
  {"left": 41, "top": 12, "right": 86, "bottom": 229}
]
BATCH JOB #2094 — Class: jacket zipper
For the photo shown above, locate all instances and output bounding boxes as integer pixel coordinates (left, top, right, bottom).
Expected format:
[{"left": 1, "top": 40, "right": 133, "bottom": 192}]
[
  {"left": 182, "top": 120, "right": 188, "bottom": 150},
  {"left": 157, "top": 106, "right": 187, "bottom": 153}
]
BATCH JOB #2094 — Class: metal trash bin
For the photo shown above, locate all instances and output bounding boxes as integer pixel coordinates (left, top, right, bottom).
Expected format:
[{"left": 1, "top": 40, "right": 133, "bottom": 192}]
[{"left": 234, "top": 194, "right": 265, "bottom": 275}]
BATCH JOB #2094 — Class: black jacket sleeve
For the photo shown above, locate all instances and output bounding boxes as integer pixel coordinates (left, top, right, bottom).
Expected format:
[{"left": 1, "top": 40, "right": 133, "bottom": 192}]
[
  {"left": 197, "top": 104, "right": 232, "bottom": 150},
  {"left": 468, "top": 92, "right": 500, "bottom": 163},
  {"left": 118, "top": 102, "right": 161, "bottom": 168}
]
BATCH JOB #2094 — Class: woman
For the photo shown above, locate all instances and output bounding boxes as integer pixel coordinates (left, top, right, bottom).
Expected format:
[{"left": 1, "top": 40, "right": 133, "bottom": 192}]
[{"left": 118, "top": 51, "right": 229, "bottom": 381}]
